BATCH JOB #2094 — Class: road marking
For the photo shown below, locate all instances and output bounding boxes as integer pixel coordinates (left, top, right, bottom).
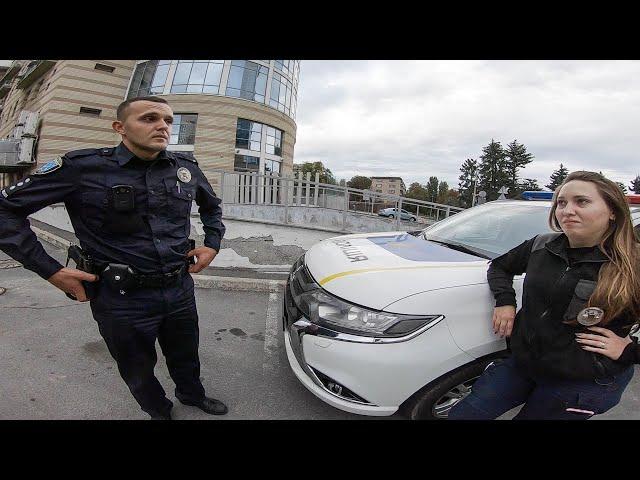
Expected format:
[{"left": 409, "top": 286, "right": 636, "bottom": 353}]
[{"left": 263, "top": 282, "right": 282, "bottom": 374}]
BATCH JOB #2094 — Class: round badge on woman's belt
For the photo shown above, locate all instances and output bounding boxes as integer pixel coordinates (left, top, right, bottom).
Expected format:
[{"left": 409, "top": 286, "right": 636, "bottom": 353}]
[
  {"left": 177, "top": 167, "right": 192, "bottom": 183},
  {"left": 577, "top": 307, "right": 604, "bottom": 326}
]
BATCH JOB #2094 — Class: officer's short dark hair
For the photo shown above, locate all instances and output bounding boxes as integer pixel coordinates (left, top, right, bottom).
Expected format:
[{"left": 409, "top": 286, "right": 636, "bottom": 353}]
[{"left": 117, "top": 96, "right": 169, "bottom": 121}]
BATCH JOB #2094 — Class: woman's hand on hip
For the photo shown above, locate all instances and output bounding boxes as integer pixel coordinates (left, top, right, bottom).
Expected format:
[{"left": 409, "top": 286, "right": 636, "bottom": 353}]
[
  {"left": 575, "top": 326, "right": 633, "bottom": 360},
  {"left": 493, "top": 305, "right": 516, "bottom": 338}
]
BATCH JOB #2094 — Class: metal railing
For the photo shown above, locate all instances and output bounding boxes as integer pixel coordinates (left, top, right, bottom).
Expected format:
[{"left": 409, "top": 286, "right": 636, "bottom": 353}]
[{"left": 213, "top": 169, "right": 464, "bottom": 230}]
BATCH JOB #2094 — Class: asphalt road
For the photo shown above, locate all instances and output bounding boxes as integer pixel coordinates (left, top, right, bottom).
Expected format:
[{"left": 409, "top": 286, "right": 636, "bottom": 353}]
[{"left": 0, "top": 242, "right": 638, "bottom": 420}]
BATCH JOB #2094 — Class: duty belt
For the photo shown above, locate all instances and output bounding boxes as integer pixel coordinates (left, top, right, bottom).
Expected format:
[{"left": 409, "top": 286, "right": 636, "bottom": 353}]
[{"left": 96, "top": 262, "right": 187, "bottom": 290}]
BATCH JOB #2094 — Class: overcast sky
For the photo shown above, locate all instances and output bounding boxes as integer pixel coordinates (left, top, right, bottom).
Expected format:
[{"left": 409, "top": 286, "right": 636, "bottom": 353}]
[{"left": 295, "top": 60, "right": 640, "bottom": 191}]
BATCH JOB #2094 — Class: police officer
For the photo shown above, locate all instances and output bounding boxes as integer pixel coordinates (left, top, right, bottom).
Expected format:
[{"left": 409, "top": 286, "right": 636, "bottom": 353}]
[{"left": 0, "top": 96, "right": 227, "bottom": 419}]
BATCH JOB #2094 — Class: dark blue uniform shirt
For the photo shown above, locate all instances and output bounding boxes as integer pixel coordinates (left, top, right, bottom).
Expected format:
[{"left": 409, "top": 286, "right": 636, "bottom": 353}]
[{"left": 0, "top": 143, "right": 225, "bottom": 279}]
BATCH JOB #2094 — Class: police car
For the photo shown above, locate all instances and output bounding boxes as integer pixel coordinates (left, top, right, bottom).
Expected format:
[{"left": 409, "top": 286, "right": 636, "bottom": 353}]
[{"left": 283, "top": 192, "right": 640, "bottom": 419}]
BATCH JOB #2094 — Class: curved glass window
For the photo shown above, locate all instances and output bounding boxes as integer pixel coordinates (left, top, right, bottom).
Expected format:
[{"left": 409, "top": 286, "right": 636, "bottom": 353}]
[
  {"left": 265, "top": 126, "right": 283, "bottom": 156},
  {"left": 128, "top": 60, "right": 171, "bottom": 98},
  {"left": 234, "top": 154, "right": 260, "bottom": 172},
  {"left": 235, "top": 118, "right": 262, "bottom": 152},
  {"left": 269, "top": 72, "right": 293, "bottom": 115},
  {"left": 170, "top": 60, "right": 224, "bottom": 94},
  {"left": 170, "top": 114, "right": 197, "bottom": 145},
  {"left": 265, "top": 158, "right": 281, "bottom": 175},
  {"left": 226, "top": 61, "right": 268, "bottom": 103}
]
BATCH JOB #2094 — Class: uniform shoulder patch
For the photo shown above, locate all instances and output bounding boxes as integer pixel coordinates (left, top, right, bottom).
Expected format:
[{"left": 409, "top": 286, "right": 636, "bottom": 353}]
[{"left": 32, "top": 156, "right": 63, "bottom": 175}]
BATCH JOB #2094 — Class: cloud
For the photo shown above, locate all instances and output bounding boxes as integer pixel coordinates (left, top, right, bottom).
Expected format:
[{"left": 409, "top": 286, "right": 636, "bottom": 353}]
[{"left": 294, "top": 60, "right": 640, "bottom": 189}]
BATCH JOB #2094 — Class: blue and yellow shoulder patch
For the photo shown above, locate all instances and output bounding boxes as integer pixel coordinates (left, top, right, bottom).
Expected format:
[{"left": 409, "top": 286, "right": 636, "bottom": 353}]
[{"left": 32, "top": 156, "right": 63, "bottom": 175}]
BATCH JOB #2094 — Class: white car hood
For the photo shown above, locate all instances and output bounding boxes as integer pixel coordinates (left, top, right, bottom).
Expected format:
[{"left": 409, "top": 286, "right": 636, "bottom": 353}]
[{"left": 305, "top": 231, "right": 490, "bottom": 311}]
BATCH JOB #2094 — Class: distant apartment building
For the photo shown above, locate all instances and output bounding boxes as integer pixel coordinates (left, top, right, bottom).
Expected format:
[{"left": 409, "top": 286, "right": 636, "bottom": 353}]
[
  {"left": 0, "top": 60, "right": 300, "bottom": 188},
  {"left": 370, "top": 176, "right": 406, "bottom": 196}
]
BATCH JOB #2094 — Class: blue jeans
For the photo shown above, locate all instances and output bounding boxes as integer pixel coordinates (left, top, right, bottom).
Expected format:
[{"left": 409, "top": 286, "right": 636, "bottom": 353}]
[{"left": 448, "top": 356, "right": 634, "bottom": 420}]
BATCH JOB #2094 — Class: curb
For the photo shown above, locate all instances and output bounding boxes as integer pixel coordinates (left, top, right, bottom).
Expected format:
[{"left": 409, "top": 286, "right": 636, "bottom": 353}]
[{"left": 32, "top": 226, "right": 287, "bottom": 292}]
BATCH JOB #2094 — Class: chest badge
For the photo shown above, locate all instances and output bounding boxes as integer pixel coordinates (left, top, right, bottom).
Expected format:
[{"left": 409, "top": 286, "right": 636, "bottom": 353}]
[
  {"left": 577, "top": 307, "right": 604, "bottom": 326},
  {"left": 177, "top": 167, "right": 192, "bottom": 183}
]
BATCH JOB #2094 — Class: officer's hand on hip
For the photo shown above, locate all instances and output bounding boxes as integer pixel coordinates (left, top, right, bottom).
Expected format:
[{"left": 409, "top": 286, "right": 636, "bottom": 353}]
[
  {"left": 48, "top": 268, "right": 99, "bottom": 302},
  {"left": 493, "top": 305, "right": 516, "bottom": 338},
  {"left": 187, "top": 246, "right": 218, "bottom": 273}
]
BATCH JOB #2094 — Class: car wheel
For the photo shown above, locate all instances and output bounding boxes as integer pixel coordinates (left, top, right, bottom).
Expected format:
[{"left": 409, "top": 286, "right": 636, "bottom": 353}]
[
  {"left": 399, "top": 358, "right": 500, "bottom": 420},
  {"left": 409, "top": 217, "right": 416, "bottom": 222}
]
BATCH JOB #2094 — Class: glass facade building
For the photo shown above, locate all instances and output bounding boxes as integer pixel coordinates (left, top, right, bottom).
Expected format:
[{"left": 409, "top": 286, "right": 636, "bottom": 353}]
[{"left": 127, "top": 60, "right": 299, "bottom": 176}]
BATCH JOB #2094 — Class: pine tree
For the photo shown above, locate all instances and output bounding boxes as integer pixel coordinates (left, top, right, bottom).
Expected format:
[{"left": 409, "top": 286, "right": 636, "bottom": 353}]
[
  {"left": 458, "top": 158, "right": 478, "bottom": 208},
  {"left": 629, "top": 175, "right": 640, "bottom": 194},
  {"left": 519, "top": 178, "right": 542, "bottom": 192},
  {"left": 616, "top": 182, "right": 628, "bottom": 194},
  {"left": 478, "top": 139, "right": 508, "bottom": 201},
  {"left": 437, "top": 181, "right": 449, "bottom": 204},
  {"left": 425, "top": 176, "right": 439, "bottom": 202},
  {"left": 546, "top": 163, "right": 569, "bottom": 191},
  {"left": 505, "top": 140, "right": 534, "bottom": 195}
]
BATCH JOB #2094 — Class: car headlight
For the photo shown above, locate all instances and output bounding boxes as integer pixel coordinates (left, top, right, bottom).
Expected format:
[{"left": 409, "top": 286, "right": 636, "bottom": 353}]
[{"left": 293, "top": 287, "right": 440, "bottom": 338}]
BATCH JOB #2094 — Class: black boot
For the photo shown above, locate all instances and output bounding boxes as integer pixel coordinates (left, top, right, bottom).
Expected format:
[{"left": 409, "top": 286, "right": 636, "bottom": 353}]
[{"left": 179, "top": 396, "right": 228, "bottom": 415}]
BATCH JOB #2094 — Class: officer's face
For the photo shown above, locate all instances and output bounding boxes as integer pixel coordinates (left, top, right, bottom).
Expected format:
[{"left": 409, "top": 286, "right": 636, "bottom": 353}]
[
  {"left": 113, "top": 101, "right": 174, "bottom": 152},
  {"left": 555, "top": 180, "right": 614, "bottom": 244}
]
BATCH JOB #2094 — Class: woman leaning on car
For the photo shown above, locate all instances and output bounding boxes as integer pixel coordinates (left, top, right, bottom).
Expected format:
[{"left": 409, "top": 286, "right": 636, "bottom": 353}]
[{"left": 448, "top": 171, "right": 640, "bottom": 420}]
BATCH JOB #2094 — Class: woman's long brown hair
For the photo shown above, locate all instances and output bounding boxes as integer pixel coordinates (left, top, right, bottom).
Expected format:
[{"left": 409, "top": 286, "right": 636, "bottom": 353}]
[{"left": 548, "top": 171, "right": 640, "bottom": 327}]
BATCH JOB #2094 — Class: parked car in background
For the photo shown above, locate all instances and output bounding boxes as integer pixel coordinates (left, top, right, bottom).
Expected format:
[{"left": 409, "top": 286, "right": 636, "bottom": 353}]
[
  {"left": 378, "top": 207, "right": 417, "bottom": 222},
  {"left": 283, "top": 193, "right": 640, "bottom": 419}
]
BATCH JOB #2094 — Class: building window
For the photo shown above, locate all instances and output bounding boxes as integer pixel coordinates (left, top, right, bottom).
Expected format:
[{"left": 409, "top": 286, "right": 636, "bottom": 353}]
[
  {"left": 264, "top": 158, "right": 281, "bottom": 175},
  {"left": 234, "top": 154, "right": 260, "bottom": 173},
  {"left": 274, "top": 60, "right": 291, "bottom": 76},
  {"left": 226, "top": 61, "right": 268, "bottom": 103},
  {"left": 170, "top": 114, "right": 197, "bottom": 145},
  {"left": 269, "top": 72, "right": 293, "bottom": 115},
  {"left": 265, "top": 126, "right": 283, "bottom": 156},
  {"left": 389, "top": 189, "right": 396, "bottom": 194},
  {"left": 376, "top": 183, "right": 382, "bottom": 187},
  {"left": 127, "top": 60, "right": 171, "bottom": 98},
  {"left": 235, "top": 118, "right": 262, "bottom": 152},
  {"left": 94, "top": 63, "right": 115, "bottom": 73},
  {"left": 170, "top": 60, "right": 224, "bottom": 94},
  {"left": 79, "top": 107, "right": 101, "bottom": 116}
]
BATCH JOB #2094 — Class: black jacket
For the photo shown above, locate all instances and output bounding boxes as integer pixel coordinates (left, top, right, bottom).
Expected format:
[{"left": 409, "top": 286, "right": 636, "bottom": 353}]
[{"left": 488, "top": 232, "right": 639, "bottom": 380}]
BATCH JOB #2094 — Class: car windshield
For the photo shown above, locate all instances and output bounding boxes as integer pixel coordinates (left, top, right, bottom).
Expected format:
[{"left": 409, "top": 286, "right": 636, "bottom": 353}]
[{"left": 421, "top": 201, "right": 553, "bottom": 259}]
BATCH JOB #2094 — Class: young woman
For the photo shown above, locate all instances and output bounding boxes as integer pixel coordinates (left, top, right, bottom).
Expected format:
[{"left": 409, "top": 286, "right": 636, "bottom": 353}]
[{"left": 448, "top": 171, "right": 640, "bottom": 420}]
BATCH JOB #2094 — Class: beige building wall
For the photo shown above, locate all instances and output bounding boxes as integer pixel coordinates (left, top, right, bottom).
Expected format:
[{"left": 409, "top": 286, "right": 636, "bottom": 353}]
[
  {"left": 371, "top": 177, "right": 407, "bottom": 196},
  {"left": 0, "top": 60, "right": 297, "bottom": 189}
]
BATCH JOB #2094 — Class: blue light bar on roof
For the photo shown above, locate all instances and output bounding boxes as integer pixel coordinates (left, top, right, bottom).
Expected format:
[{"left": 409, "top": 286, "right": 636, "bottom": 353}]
[{"left": 522, "top": 190, "right": 554, "bottom": 201}]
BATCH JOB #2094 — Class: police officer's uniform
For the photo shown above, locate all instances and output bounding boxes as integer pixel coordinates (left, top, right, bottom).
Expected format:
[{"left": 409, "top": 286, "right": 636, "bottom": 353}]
[{"left": 0, "top": 142, "right": 226, "bottom": 418}]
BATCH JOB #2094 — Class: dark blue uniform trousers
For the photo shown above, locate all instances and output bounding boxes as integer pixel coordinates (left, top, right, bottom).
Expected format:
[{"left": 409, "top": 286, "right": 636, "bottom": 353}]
[
  {"left": 90, "top": 273, "right": 205, "bottom": 418},
  {"left": 448, "top": 355, "right": 634, "bottom": 420}
]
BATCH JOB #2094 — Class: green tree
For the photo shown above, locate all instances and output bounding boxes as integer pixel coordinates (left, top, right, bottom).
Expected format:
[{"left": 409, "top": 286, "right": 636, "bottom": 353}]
[
  {"left": 437, "top": 181, "right": 449, "bottom": 204},
  {"left": 346, "top": 175, "right": 372, "bottom": 190},
  {"left": 295, "top": 161, "right": 336, "bottom": 185},
  {"left": 478, "top": 139, "right": 509, "bottom": 201},
  {"left": 629, "top": 175, "right": 640, "bottom": 194},
  {"left": 519, "top": 178, "right": 542, "bottom": 192},
  {"left": 616, "top": 182, "right": 628, "bottom": 194},
  {"left": 458, "top": 158, "right": 478, "bottom": 208},
  {"left": 425, "top": 176, "right": 439, "bottom": 202},
  {"left": 406, "top": 182, "right": 428, "bottom": 201},
  {"left": 505, "top": 140, "right": 535, "bottom": 196},
  {"left": 546, "top": 163, "right": 569, "bottom": 191}
]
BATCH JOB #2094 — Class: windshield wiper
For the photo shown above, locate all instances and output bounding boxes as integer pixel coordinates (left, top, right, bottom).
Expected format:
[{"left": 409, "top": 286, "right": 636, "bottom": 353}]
[{"left": 425, "top": 238, "right": 492, "bottom": 260}]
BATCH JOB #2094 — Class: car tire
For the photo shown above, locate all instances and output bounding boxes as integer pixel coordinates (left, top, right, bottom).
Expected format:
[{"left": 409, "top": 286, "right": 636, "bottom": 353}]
[
  {"left": 399, "top": 357, "right": 503, "bottom": 420},
  {"left": 409, "top": 217, "right": 416, "bottom": 222}
]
